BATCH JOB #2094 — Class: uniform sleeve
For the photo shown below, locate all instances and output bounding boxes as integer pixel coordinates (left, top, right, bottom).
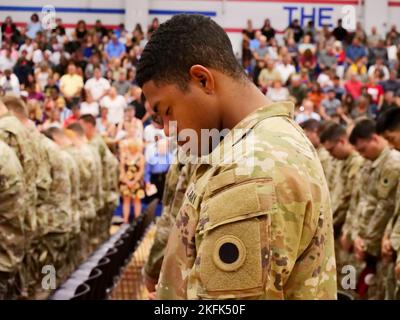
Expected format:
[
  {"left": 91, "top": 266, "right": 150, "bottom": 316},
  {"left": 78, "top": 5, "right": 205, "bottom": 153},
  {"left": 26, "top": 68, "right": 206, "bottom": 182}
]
[{"left": 364, "top": 167, "right": 400, "bottom": 257}]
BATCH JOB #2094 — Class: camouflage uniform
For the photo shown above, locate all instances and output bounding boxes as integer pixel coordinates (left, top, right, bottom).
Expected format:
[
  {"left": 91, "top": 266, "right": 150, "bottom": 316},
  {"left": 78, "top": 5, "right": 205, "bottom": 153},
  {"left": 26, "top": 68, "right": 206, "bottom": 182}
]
[
  {"left": 386, "top": 182, "right": 400, "bottom": 299},
  {"left": 0, "top": 113, "right": 38, "bottom": 296},
  {"left": 317, "top": 146, "right": 334, "bottom": 191},
  {"left": 145, "top": 162, "right": 195, "bottom": 281},
  {"left": 156, "top": 102, "right": 337, "bottom": 300},
  {"left": 89, "top": 134, "right": 119, "bottom": 243},
  {"left": 87, "top": 143, "right": 104, "bottom": 250},
  {"left": 36, "top": 136, "right": 72, "bottom": 291},
  {"left": 67, "top": 144, "right": 98, "bottom": 260},
  {"left": 61, "top": 149, "right": 80, "bottom": 278},
  {"left": 0, "top": 140, "right": 26, "bottom": 299},
  {"left": 329, "top": 152, "right": 364, "bottom": 293},
  {"left": 356, "top": 147, "right": 400, "bottom": 299}
]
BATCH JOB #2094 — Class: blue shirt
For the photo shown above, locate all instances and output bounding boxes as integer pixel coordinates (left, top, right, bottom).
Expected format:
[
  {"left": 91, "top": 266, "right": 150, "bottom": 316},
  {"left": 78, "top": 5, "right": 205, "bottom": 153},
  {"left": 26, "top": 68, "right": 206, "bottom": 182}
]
[
  {"left": 106, "top": 40, "right": 126, "bottom": 59},
  {"left": 144, "top": 152, "right": 172, "bottom": 183},
  {"left": 346, "top": 45, "right": 366, "bottom": 62}
]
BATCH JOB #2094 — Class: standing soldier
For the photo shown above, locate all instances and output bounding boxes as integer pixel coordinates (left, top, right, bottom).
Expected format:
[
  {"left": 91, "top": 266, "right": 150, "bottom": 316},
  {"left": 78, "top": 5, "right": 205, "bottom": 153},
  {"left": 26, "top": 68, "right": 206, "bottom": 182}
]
[
  {"left": 376, "top": 107, "right": 400, "bottom": 299},
  {"left": 349, "top": 119, "right": 400, "bottom": 299},
  {"left": 36, "top": 133, "right": 72, "bottom": 295},
  {"left": 144, "top": 161, "right": 196, "bottom": 298},
  {"left": 44, "top": 127, "right": 81, "bottom": 276},
  {"left": 0, "top": 140, "right": 26, "bottom": 299},
  {"left": 80, "top": 114, "right": 118, "bottom": 243},
  {"left": 137, "top": 14, "right": 337, "bottom": 299},
  {"left": 319, "top": 123, "right": 364, "bottom": 293},
  {"left": 1, "top": 96, "right": 52, "bottom": 297},
  {"left": 0, "top": 100, "right": 38, "bottom": 298},
  {"left": 66, "top": 122, "right": 102, "bottom": 254}
]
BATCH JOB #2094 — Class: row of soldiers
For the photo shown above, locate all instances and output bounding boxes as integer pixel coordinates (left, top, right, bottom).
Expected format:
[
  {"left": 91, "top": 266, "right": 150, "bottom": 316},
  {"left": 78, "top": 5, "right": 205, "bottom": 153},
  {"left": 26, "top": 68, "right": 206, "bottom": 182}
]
[
  {"left": 142, "top": 107, "right": 400, "bottom": 300},
  {"left": 301, "top": 110, "right": 400, "bottom": 300},
  {"left": 0, "top": 96, "right": 120, "bottom": 299}
]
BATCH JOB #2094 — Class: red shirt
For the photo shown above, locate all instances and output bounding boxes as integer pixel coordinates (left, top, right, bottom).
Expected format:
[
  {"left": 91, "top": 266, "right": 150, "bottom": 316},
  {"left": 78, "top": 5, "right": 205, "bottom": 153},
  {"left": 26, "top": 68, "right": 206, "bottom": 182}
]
[
  {"left": 366, "top": 84, "right": 384, "bottom": 104},
  {"left": 345, "top": 80, "right": 363, "bottom": 99},
  {"left": 63, "top": 115, "right": 78, "bottom": 127}
]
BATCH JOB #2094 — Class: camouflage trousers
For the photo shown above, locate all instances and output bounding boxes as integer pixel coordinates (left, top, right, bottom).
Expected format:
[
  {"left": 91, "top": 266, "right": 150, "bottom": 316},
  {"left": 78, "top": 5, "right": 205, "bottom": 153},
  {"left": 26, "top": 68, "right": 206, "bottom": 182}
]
[
  {"left": 0, "top": 271, "right": 18, "bottom": 300},
  {"left": 97, "top": 204, "right": 115, "bottom": 244},
  {"left": 80, "top": 219, "right": 93, "bottom": 260}
]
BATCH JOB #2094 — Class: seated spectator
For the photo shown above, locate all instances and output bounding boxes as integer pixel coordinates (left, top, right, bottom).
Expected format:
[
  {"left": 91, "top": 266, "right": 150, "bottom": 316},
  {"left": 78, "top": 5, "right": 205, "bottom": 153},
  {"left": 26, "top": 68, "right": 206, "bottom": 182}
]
[
  {"left": 366, "top": 76, "right": 384, "bottom": 116},
  {"left": 0, "top": 48, "right": 16, "bottom": 72},
  {"left": 318, "top": 45, "right": 337, "bottom": 70},
  {"left": 84, "top": 66, "right": 110, "bottom": 102},
  {"left": 350, "top": 95, "right": 371, "bottom": 119},
  {"left": 299, "top": 49, "right": 317, "bottom": 78},
  {"left": 367, "top": 26, "right": 381, "bottom": 48},
  {"left": 1, "top": 16, "right": 19, "bottom": 43},
  {"left": 321, "top": 88, "right": 342, "bottom": 119},
  {"left": 253, "top": 35, "right": 269, "bottom": 61},
  {"left": 0, "top": 69, "right": 20, "bottom": 96},
  {"left": 295, "top": 99, "right": 321, "bottom": 123},
  {"left": 382, "top": 69, "right": 400, "bottom": 93},
  {"left": 317, "top": 67, "right": 334, "bottom": 89},
  {"left": 368, "top": 57, "right": 390, "bottom": 81},
  {"left": 266, "top": 79, "right": 289, "bottom": 102},
  {"left": 113, "top": 70, "right": 131, "bottom": 96},
  {"left": 298, "top": 35, "right": 316, "bottom": 55},
  {"left": 116, "top": 106, "right": 144, "bottom": 141},
  {"left": 258, "top": 59, "right": 280, "bottom": 92},
  {"left": 288, "top": 74, "right": 308, "bottom": 106},
  {"left": 307, "top": 83, "right": 324, "bottom": 109},
  {"left": 346, "top": 57, "right": 368, "bottom": 81},
  {"left": 346, "top": 37, "right": 367, "bottom": 65},
  {"left": 42, "top": 108, "right": 62, "bottom": 130},
  {"left": 100, "top": 86, "right": 127, "bottom": 125},
  {"left": 261, "top": 18, "right": 275, "bottom": 41},
  {"left": 26, "top": 14, "right": 42, "bottom": 40},
  {"left": 96, "top": 106, "right": 116, "bottom": 138},
  {"left": 276, "top": 54, "right": 296, "bottom": 84},
  {"left": 60, "top": 62, "right": 84, "bottom": 108},
  {"left": 380, "top": 91, "right": 399, "bottom": 115},
  {"left": 368, "top": 39, "right": 389, "bottom": 66},
  {"left": 345, "top": 73, "right": 364, "bottom": 99},
  {"left": 63, "top": 104, "right": 80, "bottom": 127},
  {"left": 105, "top": 35, "right": 126, "bottom": 61},
  {"left": 284, "top": 19, "right": 303, "bottom": 43},
  {"left": 80, "top": 91, "right": 99, "bottom": 117},
  {"left": 332, "top": 76, "right": 345, "bottom": 101}
]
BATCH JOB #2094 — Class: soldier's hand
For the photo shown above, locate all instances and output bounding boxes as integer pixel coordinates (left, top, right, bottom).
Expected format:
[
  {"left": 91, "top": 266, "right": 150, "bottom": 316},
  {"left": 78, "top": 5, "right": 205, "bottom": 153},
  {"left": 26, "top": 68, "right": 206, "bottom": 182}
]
[
  {"left": 395, "top": 263, "right": 400, "bottom": 281},
  {"left": 381, "top": 235, "right": 393, "bottom": 259},
  {"left": 144, "top": 272, "right": 158, "bottom": 293},
  {"left": 340, "top": 232, "right": 352, "bottom": 252},
  {"left": 354, "top": 237, "right": 365, "bottom": 261}
]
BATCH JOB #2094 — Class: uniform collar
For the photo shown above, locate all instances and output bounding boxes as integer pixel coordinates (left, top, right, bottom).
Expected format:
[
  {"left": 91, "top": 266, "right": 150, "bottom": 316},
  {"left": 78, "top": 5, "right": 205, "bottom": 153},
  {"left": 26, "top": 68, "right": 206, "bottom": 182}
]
[
  {"left": 371, "top": 146, "right": 390, "bottom": 169},
  {"left": 200, "top": 101, "right": 295, "bottom": 165}
]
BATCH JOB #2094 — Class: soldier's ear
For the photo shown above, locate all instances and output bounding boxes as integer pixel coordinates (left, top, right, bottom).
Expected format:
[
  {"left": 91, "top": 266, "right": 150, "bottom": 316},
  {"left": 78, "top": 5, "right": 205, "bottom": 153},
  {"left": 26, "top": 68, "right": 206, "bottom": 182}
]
[{"left": 189, "top": 65, "right": 214, "bottom": 94}]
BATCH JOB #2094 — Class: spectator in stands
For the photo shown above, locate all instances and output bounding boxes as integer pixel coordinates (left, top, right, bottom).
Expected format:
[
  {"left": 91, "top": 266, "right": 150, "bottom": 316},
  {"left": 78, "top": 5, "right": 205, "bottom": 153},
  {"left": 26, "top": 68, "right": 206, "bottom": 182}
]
[
  {"left": 74, "top": 20, "right": 88, "bottom": 43},
  {"left": 253, "top": 35, "right": 269, "bottom": 61},
  {"left": 63, "top": 104, "right": 80, "bottom": 127},
  {"left": 368, "top": 57, "right": 390, "bottom": 81},
  {"left": 100, "top": 86, "right": 127, "bottom": 126},
  {"left": 113, "top": 70, "right": 131, "bottom": 96},
  {"left": 288, "top": 74, "right": 308, "bottom": 106},
  {"left": 80, "top": 91, "right": 99, "bottom": 117},
  {"left": 346, "top": 37, "right": 367, "bottom": 65},
  {"left": 266, "top": 79, "right": 289, "bottom": 102},
  {"left": 105, "top": 35, "right": 126, "bottom": 61},
  {"left": 258, "top": 59, "right": 280, "bottom": 92},
  {"left": 295, "top": 99, "right": 321, "bottom": 123},
  {"left": 382, "top": 69, "right": 400, "bottom": 93},
  {"left": 345, "top": 73, "right": 364, "bottom": 99},
  {"left": 60, "top": 62, "right": 84, "bottom": 108},
  {"left": 26, "top": 13, "right": 42, "bottom": 40},
  {"left": 261, "top": 18, "right": 275, "bottom": 41},
  {"left": 321, "top": 88, "right": 342, "bottom": 120},
  {"left": 85, "top": 66, "right": 110, "bottom": 102},
  {"left": 120, "top": 138, "right": 145, "bottom": 222},
  {"left": 276, "top": 54, "right": 296, "bottom": 84},
  {"left": 368, "top": 26, "right": 381, "bottom": 48},
  {"left": 307, "top": 82, "right": 324, "bottom": 109},
  {"left": 0, "top": 69, "right": 20, "bottom": 96},
  {"left": 96, "top": 106, "right": 116, "bottom": 138},
  {"left": 366, "top": 76, "right": 384, "bottom": 116},
  {"left": 284, "top": 19, "right": 303, "bottom": 43},
  {"left": 332, "top": 19, "right": 348, "bottom": 42},
  {"left": 0, "top": 47, "right": 16, "bottom": 72}
]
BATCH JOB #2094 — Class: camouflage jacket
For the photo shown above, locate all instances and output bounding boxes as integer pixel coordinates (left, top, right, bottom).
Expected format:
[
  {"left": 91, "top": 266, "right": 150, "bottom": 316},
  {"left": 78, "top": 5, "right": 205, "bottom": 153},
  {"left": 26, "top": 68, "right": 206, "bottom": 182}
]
[
  {"left": 156, "top": 102, "right": 337, "bottom": 300},
  {"left": 0, "top": 140, "right": 26, "bottom": 272}
]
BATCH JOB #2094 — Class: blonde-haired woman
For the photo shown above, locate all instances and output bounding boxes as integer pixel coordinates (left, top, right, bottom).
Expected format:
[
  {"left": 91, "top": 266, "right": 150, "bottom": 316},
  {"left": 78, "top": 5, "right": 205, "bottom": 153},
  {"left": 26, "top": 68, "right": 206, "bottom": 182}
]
[{"left": 119, "top": 138, "right": 145, "bottom": 223}]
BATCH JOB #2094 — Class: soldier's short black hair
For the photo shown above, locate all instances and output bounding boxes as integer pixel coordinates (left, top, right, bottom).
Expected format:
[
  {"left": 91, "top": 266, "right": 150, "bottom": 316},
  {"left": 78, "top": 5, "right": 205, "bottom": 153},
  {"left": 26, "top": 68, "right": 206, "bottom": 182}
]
[
  {"left": 376, "top": 107, "right": 400, "bottom": 134},
  {"left": 136, "top": 14, "right": 246, "bottom": 90},
  {"left": 300, "top": 119, "right": 320, "bottom": 132},
  {"left": 79, "top": 114, "right": 96, "bottom": 127},
  {"left": 320, "top": 123, "right": 347, "bottom": 143},
  {"left": 349, "top": 119, "right": 376, "bottom": 145},
  {"left": 66, "top": 122, "right": 85, "bottom": 137}
]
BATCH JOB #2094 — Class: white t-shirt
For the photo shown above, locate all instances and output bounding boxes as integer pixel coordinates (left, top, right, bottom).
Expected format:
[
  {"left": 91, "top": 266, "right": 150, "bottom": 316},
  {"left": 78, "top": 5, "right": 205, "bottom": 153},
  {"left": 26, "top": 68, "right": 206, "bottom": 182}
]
[
  {"left": 276, "top": 63, "right": 296, "bottom": 83},
  {"left": 84, "top": 77, "right": 111, "bottom": 101},
  {"left": 100, "top": 95, "right": 127, "bottom": 125},
  {"left": 80, "top": 101, "right": 100, "bottom": 117}
]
